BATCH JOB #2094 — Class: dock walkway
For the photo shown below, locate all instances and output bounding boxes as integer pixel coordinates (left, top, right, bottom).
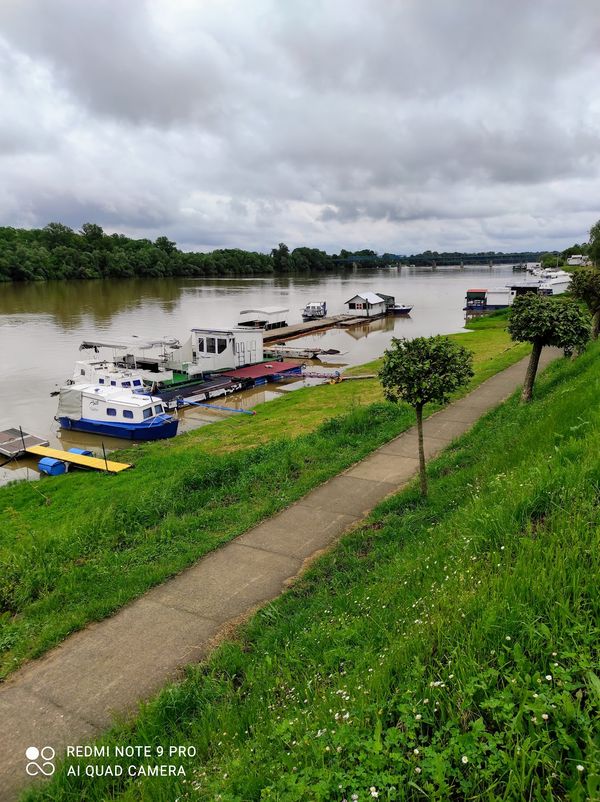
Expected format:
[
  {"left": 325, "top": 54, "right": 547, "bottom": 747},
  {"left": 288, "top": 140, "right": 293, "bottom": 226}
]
[
  {"left": 0, "top": 350, "right": 559, "bottom": 801},
  {"left": 263, "top": 314, "right": 367, "bottom": 342}
]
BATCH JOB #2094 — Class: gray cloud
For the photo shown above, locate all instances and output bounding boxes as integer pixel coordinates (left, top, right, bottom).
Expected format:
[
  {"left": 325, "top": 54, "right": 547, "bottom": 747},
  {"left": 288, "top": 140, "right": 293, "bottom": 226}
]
[{"left": 0, "top": 0, "right": 599, "bottom": 253}]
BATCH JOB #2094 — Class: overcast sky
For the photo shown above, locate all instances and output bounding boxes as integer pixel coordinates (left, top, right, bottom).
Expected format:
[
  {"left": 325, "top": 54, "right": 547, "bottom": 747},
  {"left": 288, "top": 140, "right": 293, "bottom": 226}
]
[{"left": 1, "top": 0, "right": 599, "bottom": 254}]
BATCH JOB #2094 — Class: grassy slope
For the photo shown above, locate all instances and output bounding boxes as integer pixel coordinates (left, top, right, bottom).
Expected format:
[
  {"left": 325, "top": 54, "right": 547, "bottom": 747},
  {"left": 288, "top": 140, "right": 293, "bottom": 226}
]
[
  {"left": 26, "top": 341, "right": 600, "bottom": 802},
  {"left": 0, "top": 314, "right": 528, "bottom": 678}
]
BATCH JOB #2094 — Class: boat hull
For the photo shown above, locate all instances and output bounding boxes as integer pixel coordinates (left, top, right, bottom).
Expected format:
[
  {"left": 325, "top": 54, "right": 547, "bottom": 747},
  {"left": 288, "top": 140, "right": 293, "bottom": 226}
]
[{"left": 58, "top": 416, "right": 179, "bottom": 441}]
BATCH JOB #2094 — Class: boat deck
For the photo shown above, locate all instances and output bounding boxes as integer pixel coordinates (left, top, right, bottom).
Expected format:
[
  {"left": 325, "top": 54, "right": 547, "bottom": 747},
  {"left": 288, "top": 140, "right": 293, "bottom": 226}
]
[{"left": 0, "top": 428, "right": 49, "bottom": 458}]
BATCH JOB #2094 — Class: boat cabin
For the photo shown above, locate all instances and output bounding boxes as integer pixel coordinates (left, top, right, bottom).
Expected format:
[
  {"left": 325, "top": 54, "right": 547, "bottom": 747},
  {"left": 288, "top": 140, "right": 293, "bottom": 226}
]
[
  {"left": 58, "top": 384, "right": 166, "bottom": 424},
  {"left": 181, "top": 327, "right": 264, "bottom": 371},
  {"left": 465, "top": 289, "right": 487, "bottom": 310},
  {"left": 72, "top": 360, "right": 153, "bottom": 390},
  {"left": 375, "top": 292, "right": 396, "bottom": 311},
  {"left": 238, "top": 307, "right": 289, "bottom": 330},
  {"left": 344, "top": 292, "right": 387, "bottom": 317}
]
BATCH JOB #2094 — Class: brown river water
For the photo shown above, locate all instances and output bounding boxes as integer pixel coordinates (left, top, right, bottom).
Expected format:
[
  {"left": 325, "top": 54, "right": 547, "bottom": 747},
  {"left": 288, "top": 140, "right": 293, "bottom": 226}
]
[{"left": 0, "top": 264, "right": 516, "bottom": 484}]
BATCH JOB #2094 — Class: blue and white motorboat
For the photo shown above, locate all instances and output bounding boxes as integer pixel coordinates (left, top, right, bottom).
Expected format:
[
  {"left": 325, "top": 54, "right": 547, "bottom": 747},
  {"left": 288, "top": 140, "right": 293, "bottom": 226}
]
[{"left": 56, "top": 384, "right": 179, "bottom": 440}]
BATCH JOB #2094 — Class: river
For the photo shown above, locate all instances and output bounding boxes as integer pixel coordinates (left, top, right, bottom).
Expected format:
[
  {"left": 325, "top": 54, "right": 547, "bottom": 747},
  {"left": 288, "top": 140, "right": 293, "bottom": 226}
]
[{"left": 0, "top": 264, "right": 516, "bottom": 484}]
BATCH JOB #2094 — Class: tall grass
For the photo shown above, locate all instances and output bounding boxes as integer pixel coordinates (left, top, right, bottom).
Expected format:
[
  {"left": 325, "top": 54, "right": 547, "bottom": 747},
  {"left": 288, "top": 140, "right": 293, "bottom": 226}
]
[{"left": 24, "top": 343, "right": 600, "bottom": 801}]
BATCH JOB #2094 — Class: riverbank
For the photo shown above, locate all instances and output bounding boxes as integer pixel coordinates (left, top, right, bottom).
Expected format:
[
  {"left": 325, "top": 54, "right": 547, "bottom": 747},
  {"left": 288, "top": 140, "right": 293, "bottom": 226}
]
[
  {"left": 20, "top": 340, "right": 600, "bottom": 801},
  {"left": 0, "top": 314, "right": 528, "bottom": 679}
]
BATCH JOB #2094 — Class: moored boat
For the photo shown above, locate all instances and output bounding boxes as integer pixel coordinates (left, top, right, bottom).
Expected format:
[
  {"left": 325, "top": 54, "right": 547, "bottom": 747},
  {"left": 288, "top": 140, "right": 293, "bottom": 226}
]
[
  {"left": 390, "top": 304, "right": 413, "bottom": 315},
  {"left": 56, "top": 384, "right": 179, "bottom": 440},
  {"left": 301, "top": 300, "right": 327, "bottom": 319}
]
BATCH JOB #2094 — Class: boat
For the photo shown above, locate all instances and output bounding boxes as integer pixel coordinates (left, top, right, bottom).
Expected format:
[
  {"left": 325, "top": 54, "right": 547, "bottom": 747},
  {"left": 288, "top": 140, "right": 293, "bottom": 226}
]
[
  {"left": 390, "top": 304, "right": 413, "bottom": 315},
  {"left": 238, "top": 307, "right": 288, "bottom": 329},
  {"left": 264, "top": 344, "right": 323, "bottom": 359},
  {"left": 76, "top": 329, "right": 265, "bottom": 406},
  {"left": 538, "top": 270, "right": 572, "bottom": 295},
  {"left": 301, "top": 301, "right": 327, "bottom": 319},
  {"left": 56, "top": 384, "right": 179, "bottom": 440}
]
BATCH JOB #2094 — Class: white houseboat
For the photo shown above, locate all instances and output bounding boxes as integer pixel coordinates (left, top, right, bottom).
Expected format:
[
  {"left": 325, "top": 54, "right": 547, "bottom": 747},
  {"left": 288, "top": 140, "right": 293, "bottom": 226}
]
[
  {"left": 238, "top": 307, "right": 289, "bottom": 330},
  {"left": 56, "top": 385, "right": 179, "bottom": 440},
  {"left": 344, "top": 292, "right": 387, "bottom": 317}
]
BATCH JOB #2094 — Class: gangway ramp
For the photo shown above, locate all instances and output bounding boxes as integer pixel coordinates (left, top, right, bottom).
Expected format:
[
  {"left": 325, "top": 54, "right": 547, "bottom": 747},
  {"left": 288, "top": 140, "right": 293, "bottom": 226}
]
[{"left": 25, "top": 445, "right": 132, "bottom": 474}]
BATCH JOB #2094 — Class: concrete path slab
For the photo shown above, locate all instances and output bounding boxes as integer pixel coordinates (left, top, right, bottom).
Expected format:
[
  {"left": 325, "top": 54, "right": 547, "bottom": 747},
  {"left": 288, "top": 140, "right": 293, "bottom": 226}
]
[
  {"left": 296, "top": 475, "right": 396, "bottom": 516},
  {"left": 0, "top": 348, "right": 560, "bottom": 801},
  {"left": 346, "top": 453, "right": 419, "bottom": 484},
  {"left": 378, "top": 432, "right": 448, "bottom": 459},
  {"left": 236, "top": 506, "right": 357, "bottom": 560},
  {"left": 148, "top": 543, "right": 301, "bottom": 622}
]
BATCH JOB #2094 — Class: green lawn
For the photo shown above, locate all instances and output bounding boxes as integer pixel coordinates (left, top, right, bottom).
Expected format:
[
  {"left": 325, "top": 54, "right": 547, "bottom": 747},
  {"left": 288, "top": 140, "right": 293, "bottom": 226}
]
[
  {"left": 25, "top": 339, "right": 600, "bottom": 802},
  {"left": 0, "top": 313, "right": 528, "bottom": 679}
]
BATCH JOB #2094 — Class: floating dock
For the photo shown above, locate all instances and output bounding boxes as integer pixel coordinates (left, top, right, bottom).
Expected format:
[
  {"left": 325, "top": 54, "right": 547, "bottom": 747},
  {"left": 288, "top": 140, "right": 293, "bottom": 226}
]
[
  {"left": 26, "top": 445, "right": 132, "bottom": 473},
  {"left": 263, "top": 314, "right": 371, "bottom": 343},
  {"left": 0, "top": 428, "right": 49, "bottom": 458}
]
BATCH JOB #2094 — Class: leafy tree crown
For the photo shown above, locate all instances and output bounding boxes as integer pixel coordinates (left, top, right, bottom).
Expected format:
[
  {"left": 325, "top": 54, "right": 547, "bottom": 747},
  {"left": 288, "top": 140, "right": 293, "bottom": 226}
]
[
  {"left": 570, "top": 267, "right": 600, "bottom": 313},
  {"left": 508, "top": 294, "right": 590, "bottom": 351},
  {"left": 379, "top": 335, "right": 473, "bottom": 408}
]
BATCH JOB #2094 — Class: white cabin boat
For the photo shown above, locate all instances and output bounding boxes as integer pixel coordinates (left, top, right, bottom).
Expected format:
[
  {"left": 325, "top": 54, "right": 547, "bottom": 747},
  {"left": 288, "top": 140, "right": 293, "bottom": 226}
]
[
  {"left": 56, "top": 384, "right": 178, "bottom": 440},
  {"left": 301, "top": 301, "right": 327, "bottom": 319},
  {"left": 238, "top": 307, "right": 288, "bottom": 330}
]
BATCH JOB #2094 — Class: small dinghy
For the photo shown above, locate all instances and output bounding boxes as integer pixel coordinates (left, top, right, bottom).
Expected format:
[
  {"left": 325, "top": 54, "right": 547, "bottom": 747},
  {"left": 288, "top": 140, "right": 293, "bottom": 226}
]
[{"left": 56, "top": 384, "right": 179, "bottom": 440}]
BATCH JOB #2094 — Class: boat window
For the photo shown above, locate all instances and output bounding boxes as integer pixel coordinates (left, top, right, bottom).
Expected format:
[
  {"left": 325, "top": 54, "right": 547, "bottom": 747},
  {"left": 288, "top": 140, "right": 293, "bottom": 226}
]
[
  {"left": 80, "top": 369, "right": 85, "bottom": 375},
  {"left": 197, "top": 338, "right": 204, "bottom": 352},
  {"left": 110, "top": 381, "right": 116, "bottom": 386},
  {"left": 122, "top": 381, "right": 131, "bottom": 387},
  {"left": 123, "top": 410, "right": 134, "bottom": 419},
  {"left": 217, "top": 338, "right": 227, "bottom": 354},
  {"left": 154, "top": 404, "right": 163, "bottom": 414},
  {"left": 133, "top": 379, "right": 141, "bottom": 387},
  {"left": 99, "top": 378, "right": 105, "bottom": 384},
  {"left": 206, "top": 337, "right": 216, "bottom": 354},
  {"left": 106, "top": 408, "right": 116, "bottom": 416},
  {"left": 143, "top": 407, "right": 153, "bottom": 419}
]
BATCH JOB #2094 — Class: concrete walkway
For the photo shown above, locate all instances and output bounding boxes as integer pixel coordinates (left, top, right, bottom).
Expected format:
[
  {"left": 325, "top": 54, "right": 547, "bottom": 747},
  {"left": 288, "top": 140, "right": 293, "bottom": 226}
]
[{"left": 0, "top": 350, "right": 557, "bottom": 801}]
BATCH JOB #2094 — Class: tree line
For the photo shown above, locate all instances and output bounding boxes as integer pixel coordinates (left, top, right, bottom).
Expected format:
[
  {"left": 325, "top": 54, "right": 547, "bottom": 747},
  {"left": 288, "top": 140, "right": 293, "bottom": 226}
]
[
  {"left": 0, "top": 225, "right": 384, "bottom": 282},
  {"left": 1, "top": 221, "right": 598, "bottom": 282}
]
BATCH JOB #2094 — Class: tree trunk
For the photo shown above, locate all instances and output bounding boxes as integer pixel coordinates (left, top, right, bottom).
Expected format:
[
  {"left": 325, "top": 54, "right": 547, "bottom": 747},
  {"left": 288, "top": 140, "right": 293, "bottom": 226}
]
[
  {"left": 415, "top": 403, "right": 428, "bottom": 497},
  {"left": 521, "top": 341, "right": 543, "bottom": 403},
  {"left": 592, "top": 309, "right": 600, "bottom": 340}
]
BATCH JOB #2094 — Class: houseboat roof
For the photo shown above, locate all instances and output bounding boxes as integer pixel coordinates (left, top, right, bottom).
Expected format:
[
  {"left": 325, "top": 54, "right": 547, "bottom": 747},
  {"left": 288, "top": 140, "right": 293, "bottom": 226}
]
[
  {"left": 221, "top": 361, "right": 301, "bottom": 380},
  {"left": 80, "top": 337, "right": 180, "bottom": 351},
  {"left": 238, "top": 307, "right": 289, "bottom": 316},
  {"left": 68, "top": 384, "right": 159, "bottom": 406},
  {"left": 345, "top": 292, "right": 385, "bottom": 304},
  {"left": 190, "top": 326, "right": 263, "bottom": 335}
]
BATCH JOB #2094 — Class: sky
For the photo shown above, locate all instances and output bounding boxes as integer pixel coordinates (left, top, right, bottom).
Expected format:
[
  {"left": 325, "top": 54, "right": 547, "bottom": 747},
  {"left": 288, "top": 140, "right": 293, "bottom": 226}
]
[{"left": 1, "top": 0, "right": 599, "bottom": 255}]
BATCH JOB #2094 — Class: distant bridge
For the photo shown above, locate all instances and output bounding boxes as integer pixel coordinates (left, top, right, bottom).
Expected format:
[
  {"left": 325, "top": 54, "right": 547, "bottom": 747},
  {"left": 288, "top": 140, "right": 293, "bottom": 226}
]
[{"left": 332, "top": 253, "right": 545, "bottom": 268}]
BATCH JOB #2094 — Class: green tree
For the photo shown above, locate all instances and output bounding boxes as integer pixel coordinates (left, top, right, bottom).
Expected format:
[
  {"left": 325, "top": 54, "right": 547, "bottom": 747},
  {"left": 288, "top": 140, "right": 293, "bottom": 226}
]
[
  {"left": 154, "top": 235, "right": 176, "bottom": 255},
  {"left": 588, "top": 219, "right": 600, "bottom": 267},
  {"left": 570, "top": 267, "right": 600, "bottom": 339},
  {"left": 508, "top": 295, "right": 590, "bottom": 402},
  {"left": 270, "top": 242, "right": 290, "bottom": 272},
  {"left": 379, "top": 336, "right": 473, "bottom": 497}
]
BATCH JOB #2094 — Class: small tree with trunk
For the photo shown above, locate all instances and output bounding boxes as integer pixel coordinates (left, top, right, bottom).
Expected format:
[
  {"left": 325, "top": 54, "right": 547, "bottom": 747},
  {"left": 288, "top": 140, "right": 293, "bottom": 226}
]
[
  {"left": 508, "top": 294, "right": 590, "bottom": 402},
  {"left": 379, "top": 336, "right": 473, "bottom": 497},
  {"left": 570, "top": 267, "right": 600, "bottom": 339}
]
